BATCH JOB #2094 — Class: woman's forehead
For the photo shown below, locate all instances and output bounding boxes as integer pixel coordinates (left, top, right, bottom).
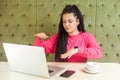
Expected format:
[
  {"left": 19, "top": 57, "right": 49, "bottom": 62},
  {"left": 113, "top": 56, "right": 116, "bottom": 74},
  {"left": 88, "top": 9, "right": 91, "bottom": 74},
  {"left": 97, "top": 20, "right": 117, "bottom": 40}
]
[{"left": 62, "top": 13, "right": 77, "bottom": 20}]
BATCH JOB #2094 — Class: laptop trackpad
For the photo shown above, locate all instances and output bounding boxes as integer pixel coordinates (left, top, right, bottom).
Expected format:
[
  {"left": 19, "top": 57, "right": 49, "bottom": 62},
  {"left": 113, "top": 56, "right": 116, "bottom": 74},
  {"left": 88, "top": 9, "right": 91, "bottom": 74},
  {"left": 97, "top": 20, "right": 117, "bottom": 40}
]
[{"left": 48, "top": 65, "right": 64, "bottom": 76}]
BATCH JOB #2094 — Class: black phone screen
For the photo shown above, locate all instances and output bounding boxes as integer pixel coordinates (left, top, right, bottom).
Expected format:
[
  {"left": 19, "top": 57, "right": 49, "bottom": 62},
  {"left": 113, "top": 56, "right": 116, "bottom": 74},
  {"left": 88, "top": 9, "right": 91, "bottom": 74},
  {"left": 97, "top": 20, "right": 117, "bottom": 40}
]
[{"left": 60, "top": 70, "right": 75, "bottom": 78}]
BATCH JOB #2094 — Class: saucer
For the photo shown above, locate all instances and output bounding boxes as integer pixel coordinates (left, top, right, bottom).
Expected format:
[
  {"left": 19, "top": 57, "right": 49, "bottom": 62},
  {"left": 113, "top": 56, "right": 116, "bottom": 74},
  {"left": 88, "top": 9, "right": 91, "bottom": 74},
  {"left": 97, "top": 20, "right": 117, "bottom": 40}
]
[{"left": 83, "top": 67, "right": 100, "bottom": 74}]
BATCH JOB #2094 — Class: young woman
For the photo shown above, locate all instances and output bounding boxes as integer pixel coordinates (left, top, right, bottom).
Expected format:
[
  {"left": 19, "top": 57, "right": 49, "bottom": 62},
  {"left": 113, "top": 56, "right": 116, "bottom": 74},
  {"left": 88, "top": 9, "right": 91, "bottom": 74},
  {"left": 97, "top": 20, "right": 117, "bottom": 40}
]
[{"left": 34, "top": 5, "right": 102, "bottom": 62}]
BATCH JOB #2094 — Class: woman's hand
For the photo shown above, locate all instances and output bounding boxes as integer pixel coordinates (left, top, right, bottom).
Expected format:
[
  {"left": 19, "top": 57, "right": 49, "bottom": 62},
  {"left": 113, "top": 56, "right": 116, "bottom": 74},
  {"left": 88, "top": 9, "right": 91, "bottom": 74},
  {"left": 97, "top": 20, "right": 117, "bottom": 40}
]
[
  {"left": 61, "top": 48, "right": 76, "bottom": 59},
  {"left": 34, "top": 32, "right": 49, "bottom": 40}
]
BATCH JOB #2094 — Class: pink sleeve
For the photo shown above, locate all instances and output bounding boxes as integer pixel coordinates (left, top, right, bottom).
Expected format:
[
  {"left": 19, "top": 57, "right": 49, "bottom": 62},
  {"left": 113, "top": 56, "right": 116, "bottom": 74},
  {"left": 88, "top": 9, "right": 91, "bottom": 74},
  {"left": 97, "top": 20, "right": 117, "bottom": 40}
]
[
  {"left": 78, "top": 33, "right": 102, "bottom": 59},
  {"left": 33, "top": 34, "right": 58, "bottom": 54}
]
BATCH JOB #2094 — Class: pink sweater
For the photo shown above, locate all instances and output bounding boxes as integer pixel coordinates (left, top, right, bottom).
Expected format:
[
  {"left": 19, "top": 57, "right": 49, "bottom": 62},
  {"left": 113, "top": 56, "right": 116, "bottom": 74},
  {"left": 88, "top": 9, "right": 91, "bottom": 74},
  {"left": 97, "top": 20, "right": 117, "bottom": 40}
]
[{"left": 34, "top": 32, "right": 102, "bottom": 62}]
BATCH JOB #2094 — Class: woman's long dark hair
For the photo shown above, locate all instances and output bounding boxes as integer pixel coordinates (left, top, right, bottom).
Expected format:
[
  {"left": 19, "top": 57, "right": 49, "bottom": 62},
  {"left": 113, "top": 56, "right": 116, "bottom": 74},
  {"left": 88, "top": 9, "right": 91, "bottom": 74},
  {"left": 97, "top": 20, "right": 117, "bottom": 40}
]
[{"left": 55, "top": 5, "right": 86, "bottom": 62}]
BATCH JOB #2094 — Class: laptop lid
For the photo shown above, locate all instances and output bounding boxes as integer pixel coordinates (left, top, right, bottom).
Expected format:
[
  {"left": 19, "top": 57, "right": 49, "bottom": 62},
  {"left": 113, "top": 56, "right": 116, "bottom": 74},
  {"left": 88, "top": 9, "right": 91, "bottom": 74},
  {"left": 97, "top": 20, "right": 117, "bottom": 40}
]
[{"left": 3, "top": 43, "right": 50, "bottom": 78}]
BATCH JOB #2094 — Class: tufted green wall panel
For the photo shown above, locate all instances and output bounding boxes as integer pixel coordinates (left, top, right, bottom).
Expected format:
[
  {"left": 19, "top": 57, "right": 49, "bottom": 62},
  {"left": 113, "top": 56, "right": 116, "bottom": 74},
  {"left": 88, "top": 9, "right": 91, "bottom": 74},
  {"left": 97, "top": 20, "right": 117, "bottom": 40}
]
[
  {"left": 95, "top": 0, "right": 120, "bottom": 62},
  {"left": 0, "top": 0, "right": 37, "bottom": 61},
  {"left": 0, "top": 0, "right": 120, "bottom": 62}
]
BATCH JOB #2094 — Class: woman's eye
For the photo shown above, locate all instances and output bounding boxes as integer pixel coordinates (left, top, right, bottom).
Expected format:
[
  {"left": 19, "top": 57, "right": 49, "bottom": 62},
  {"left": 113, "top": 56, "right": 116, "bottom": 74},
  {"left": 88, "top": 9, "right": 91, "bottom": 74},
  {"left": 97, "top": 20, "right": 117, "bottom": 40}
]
[
  {"left": 69, "top": 21, "right": 73, "bottom": 23},
  {"left": 62, "top": 20, "right": 73, "bottom": 23},
  {"left": 63, "top": 21, "right": 66, "bottom": 23}
]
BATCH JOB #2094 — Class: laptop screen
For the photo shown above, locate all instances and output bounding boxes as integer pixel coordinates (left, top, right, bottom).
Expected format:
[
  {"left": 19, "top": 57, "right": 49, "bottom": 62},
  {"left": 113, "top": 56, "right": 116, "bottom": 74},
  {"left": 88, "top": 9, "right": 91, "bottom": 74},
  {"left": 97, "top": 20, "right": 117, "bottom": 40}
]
[{"left": 3, "top": 43, "right": 50, "bottom": 78}]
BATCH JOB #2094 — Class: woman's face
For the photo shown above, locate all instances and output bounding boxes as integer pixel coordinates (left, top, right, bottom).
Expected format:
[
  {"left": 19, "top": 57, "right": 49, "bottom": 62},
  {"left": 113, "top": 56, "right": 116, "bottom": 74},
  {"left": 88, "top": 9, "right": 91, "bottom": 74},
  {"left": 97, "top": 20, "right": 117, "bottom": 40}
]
[{"left": 62, "top": 13, "right": 79, "bottom": 35}]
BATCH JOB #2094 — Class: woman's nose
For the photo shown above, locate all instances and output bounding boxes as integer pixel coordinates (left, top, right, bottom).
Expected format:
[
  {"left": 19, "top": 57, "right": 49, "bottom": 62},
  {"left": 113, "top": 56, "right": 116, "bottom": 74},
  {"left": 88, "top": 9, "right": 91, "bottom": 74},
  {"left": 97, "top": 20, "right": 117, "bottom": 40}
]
[{"left": 65, "top": 22, "right": 69, "bottom": 26}]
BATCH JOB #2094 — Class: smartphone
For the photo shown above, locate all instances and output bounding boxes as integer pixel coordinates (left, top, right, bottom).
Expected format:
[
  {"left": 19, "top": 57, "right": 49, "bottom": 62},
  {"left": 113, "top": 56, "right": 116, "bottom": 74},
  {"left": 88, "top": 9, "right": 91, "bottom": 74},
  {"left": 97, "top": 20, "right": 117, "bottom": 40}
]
[{"left": 60, "top": 70, "right": 75, "bottom": 78}]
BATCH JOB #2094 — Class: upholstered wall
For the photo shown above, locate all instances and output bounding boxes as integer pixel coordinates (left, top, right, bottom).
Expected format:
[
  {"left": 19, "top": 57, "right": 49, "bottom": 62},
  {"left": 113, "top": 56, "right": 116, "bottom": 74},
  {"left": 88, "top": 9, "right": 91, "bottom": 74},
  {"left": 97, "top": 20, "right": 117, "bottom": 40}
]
[{"left": 0, "top": 0, "right": 120, "bottom": 62}]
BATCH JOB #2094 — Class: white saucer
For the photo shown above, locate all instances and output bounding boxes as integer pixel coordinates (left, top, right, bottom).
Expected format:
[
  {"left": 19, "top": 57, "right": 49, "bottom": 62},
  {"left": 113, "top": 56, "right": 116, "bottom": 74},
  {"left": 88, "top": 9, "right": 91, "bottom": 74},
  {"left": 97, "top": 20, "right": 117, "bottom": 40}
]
[{"left": 83, "top": 67, "right": 100, "bottom": 74}]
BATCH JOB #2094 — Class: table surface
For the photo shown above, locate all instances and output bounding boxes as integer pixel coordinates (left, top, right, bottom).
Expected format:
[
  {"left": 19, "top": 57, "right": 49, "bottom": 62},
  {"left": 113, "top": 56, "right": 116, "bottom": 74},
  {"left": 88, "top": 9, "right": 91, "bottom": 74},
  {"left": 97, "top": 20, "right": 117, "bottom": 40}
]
[{"left": 0, "top": 62, "right": 120, "bottom": 80}]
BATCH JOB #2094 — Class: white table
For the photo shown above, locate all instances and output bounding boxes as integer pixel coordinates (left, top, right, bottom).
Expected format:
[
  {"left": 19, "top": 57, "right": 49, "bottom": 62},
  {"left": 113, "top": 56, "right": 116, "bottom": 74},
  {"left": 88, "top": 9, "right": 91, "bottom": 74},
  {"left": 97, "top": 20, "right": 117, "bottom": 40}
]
[{"left": 0, "top": 62, "right": 120, "bottom": 80}]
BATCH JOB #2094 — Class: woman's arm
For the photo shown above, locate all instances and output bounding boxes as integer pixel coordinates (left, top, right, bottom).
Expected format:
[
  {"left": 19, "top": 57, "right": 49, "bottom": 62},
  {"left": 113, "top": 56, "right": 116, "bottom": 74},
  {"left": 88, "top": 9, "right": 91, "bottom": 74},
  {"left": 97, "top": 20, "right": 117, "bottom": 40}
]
[
  {"left": 34, "top": 33, "right": 58, "bottom": 54},
  {"left": 77, "top": 33, "right": 102, "bottom": 59},
  {"left": 61, "top": 33, "right": 102, "bottom": 59}
]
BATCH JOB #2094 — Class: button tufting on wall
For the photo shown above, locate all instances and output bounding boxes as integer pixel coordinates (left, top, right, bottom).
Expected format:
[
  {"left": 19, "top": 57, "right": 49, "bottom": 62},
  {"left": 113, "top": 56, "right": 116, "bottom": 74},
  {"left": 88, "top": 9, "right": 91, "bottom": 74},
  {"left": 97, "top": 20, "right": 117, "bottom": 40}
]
[
  {"left": 101, "top": 4, "right": 104, "bottom": 6},
  {"left": 107, "top": 14, "right": 110, "bottom": 17},
  {"left": 0, "top": 33, "right": 2, "bottom": 37},
  {"left": 17, "top": 24, "right": 20, "bottom": 27},
  {"left": 112, "top": 24, "right": 115, "bottom": 27},
  {"left": 29, "top": 24, "right": 32, "bottom": 27},
  {"left": 59, "top": 14, "right": 61, "bottom": 17},
  {"left": 100, "top": 24, "right": 103, "bottom": 27},
  {"left": 116, "top": 53, "right": 119, "bottom": 56},
  {"left": 23, "top": 34, "right": 26, "bottom": 37},
  {"left": 53, "top": 4, "right": 56, "bottom": 7},
  {"left": 40, "top": 3, "right": 44, "bottom": 6},
  {"left": 23, "top": 14, "right": 26, "bottom": 17},
  {"left": 11, "top": 34, "right": 14, "bottom": 37},
  {"left": 47, "top": 14, "right": 50, "bottom": 17},
  {"left": 82, "top": 14, "right": 85, "bottom": 17},
  {"left": 29, "top": 4, "right": 32, "bottom": 6},
  {"left": 119, "top": 14, "right": 120, "bottom": 18},
  {"left": 106, "top": 34, "right": 109, "bottom": 37},
  {"left": 28, "top": 43, "right": 32, "bottom": 45},
  {"left": 5, "top": 24, "right": 8, "bottom": 27},
  {"left": 17, "top": 3, "right": 19, "bottom": 7},
  {"left": 113, "top": 4, "right": 116, "bottom": 7},
  {"left": 0, "top": 13, "right": 2, "bottom": 17},
  {"left": 47, "top": 33, "right": 50, "bottom": 36},
  {"left": 100, "top": 44, "right": 102, "bottom": 47},
  {"left": 53, "top": 24, "right": 56, "bottom": 27},
  {"left": 0, "top": 52, "right": 3, "bottom": 56},
  {"left": 40, "top": 24, "right": 44, "bottom": 27},
  {"left": 88, "top": 4, "right": 92, "bottom": 7},
  {"left": 11, "top": 13, "right": 14, "bottom": 17},
  {"left": 111, "top": 44, "right": 114, "bottom": 47},
  {"left": 117, "top": 34, "right": 120, "bottom": 37},
  {"left": 88, "top": 24, "right": 91, "bottom": 27},
  {"left": 5, "top": 4, "right": 7, "bottom": 6},
  {"left": 105, "top": 53, "right": 108, "bottom": 56}
]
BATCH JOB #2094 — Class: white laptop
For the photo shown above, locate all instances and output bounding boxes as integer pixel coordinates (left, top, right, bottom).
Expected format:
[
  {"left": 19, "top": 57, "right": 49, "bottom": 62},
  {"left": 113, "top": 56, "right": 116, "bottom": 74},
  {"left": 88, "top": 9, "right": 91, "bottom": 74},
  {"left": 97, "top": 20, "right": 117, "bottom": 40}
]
[{"left": 2, "top": 43, "right": 64, "bottom": 78}]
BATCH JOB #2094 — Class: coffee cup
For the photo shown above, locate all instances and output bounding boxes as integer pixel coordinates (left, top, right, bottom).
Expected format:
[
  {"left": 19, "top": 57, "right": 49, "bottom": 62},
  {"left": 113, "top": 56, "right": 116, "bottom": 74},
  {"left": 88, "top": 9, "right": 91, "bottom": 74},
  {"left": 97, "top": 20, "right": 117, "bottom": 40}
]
[{"left": 86, "top": 62, "right": 100, "bottom": 72}]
